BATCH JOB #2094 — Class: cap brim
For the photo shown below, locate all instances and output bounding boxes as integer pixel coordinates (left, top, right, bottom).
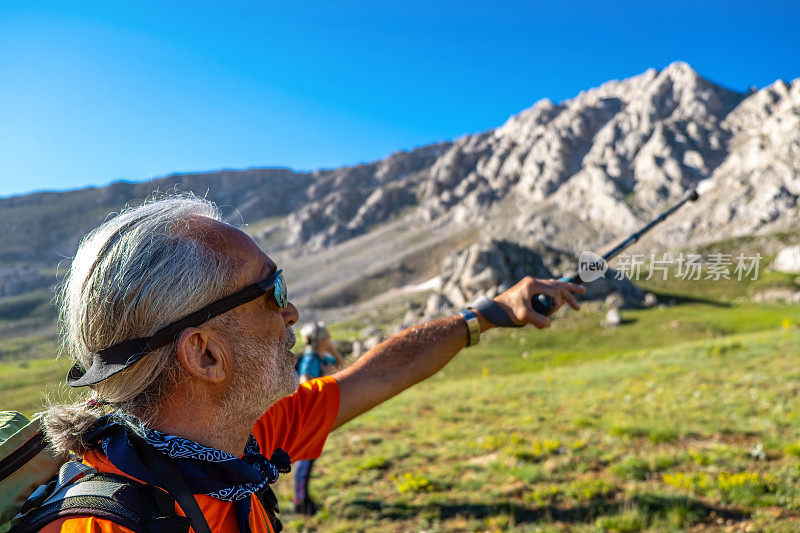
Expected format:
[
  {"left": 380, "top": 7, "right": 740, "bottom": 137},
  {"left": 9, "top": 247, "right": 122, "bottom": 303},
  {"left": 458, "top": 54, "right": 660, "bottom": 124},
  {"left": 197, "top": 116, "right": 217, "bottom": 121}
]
[{"left": 67, "top": 344, "right": 152, "bottom": 387}]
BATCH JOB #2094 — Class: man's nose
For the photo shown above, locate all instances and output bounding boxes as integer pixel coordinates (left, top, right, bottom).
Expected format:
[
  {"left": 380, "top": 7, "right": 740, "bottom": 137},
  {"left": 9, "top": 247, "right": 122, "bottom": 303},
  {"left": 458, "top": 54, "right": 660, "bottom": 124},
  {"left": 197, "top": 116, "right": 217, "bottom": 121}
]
[{"left": 282, "top": 301, "right": 299, "bottom": 327}]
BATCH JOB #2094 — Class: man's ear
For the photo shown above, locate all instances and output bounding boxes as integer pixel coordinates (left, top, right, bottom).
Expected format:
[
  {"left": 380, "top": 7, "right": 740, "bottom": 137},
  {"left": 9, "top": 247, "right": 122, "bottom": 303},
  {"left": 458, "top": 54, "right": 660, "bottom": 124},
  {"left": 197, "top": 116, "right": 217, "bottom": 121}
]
[{"left": 175, "top": 327, "right": 229, "bottom": 383}]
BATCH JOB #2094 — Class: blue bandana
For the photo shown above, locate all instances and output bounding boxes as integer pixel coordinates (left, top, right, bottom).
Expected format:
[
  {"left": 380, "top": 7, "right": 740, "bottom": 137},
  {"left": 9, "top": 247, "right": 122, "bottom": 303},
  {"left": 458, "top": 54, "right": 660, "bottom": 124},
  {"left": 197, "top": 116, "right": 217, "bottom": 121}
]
[{"left": 89, "top": 414, "right": 291, "bottom": 533}]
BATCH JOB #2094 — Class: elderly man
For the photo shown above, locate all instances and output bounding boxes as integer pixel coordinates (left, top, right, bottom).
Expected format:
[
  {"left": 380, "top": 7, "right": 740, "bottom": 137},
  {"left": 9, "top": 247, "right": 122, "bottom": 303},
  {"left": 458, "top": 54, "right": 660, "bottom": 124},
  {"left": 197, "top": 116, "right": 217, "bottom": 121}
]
[{"left": 35, "top": 195, "right": 583, "bottom": 532}]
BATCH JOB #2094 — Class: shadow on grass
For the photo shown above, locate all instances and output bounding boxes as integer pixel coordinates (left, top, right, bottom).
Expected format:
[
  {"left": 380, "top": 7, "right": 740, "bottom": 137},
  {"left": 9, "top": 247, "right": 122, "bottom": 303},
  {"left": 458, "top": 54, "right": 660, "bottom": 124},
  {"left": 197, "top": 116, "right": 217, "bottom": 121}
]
[
  {"left": 341, "top": 492, "right": 748, "bottom": 526},
  {"left": 649, "top": 291, "right": 732, "bottom": 308}
]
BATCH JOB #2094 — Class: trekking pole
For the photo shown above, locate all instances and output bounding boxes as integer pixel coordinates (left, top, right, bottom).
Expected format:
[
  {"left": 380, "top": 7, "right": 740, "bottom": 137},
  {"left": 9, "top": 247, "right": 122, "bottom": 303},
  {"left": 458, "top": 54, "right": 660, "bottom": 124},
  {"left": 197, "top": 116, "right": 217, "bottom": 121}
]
[{"left": 531, "top": 188, "right": 700, "bottom": 316}]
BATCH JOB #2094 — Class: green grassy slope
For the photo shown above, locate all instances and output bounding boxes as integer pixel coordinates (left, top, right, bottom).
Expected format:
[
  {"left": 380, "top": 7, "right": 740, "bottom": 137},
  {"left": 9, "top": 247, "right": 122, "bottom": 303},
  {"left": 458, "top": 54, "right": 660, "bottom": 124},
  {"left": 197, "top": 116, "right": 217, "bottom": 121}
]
[
  {"left": 0, "top": 358, "right": 74, "bottom": 414},
  {"left": 276, "top": 314, "right": 800, "bottom": 532}
]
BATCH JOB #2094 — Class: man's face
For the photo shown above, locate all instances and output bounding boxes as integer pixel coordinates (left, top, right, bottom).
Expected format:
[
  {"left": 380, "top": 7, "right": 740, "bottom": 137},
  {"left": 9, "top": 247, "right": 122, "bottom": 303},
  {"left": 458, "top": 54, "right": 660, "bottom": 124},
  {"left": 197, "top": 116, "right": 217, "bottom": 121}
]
[{"left": 201, "top": 219, "right": 301, "bottom": 418}]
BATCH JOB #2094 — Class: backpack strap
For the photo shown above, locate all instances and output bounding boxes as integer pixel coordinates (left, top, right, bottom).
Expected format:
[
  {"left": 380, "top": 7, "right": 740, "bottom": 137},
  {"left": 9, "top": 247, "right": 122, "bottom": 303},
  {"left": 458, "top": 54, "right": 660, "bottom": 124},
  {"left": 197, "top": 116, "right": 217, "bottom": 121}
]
[
  {"left": 129, "top": 435, "right": 214, "bottom": 533},
  {"left": 256, "top": 484, "right": 283, "bottom": 533},
  {"left": 132, "top": 437, "right": 283, "bottom": 533},
  {"left": 11, "top": 471, "right": 191, "bottom": 533},
  {"left": 140, "top": 484, "right": 194, "bottom": 533}
]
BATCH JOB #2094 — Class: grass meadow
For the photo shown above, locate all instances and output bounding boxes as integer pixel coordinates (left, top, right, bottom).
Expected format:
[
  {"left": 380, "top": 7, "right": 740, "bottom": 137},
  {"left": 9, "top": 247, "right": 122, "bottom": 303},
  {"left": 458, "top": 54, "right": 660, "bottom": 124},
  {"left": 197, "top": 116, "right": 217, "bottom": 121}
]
[
  {"left": 275, "top": 293, "right": 800, "bottom": 532},
  {"left": 2, "top": 281, "right": 800, "bottom": 531}
]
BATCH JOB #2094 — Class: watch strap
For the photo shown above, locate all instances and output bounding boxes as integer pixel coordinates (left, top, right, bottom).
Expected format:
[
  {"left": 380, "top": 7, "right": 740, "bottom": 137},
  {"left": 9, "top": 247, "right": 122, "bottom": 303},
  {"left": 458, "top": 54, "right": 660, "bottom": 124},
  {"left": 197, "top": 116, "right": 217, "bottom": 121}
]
[{"left": 467, "top": 294, "right": 522, "bottom": 328}]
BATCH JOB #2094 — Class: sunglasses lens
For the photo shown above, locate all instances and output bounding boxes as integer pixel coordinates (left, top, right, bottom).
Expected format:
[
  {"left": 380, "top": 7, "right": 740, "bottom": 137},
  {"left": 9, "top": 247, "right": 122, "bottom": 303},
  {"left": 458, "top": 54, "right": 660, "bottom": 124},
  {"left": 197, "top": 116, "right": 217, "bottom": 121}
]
[{"left": 274, "top": 274, "right": 287, "bottom": 308}]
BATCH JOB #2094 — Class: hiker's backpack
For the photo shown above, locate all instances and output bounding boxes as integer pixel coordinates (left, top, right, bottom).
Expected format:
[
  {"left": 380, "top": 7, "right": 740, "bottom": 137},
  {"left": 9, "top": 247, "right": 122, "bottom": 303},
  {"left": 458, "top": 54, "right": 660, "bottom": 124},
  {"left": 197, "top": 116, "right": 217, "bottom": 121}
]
[
  {"left": 0, "top": 412, "right": 65, "bottom": 532},
  {"left": 1, "top": 411, "right": 283, "bottom": 533},
  {"left": 10, "top": 460, "right": 197, "bottom": 533}
]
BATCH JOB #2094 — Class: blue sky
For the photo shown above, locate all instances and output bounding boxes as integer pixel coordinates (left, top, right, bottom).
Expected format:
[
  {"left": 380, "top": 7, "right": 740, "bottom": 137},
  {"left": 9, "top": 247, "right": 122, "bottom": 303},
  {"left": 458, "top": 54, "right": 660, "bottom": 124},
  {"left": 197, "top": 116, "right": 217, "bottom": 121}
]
[{"left": 1, "top": 1, "right": 799, "bottom": 198}]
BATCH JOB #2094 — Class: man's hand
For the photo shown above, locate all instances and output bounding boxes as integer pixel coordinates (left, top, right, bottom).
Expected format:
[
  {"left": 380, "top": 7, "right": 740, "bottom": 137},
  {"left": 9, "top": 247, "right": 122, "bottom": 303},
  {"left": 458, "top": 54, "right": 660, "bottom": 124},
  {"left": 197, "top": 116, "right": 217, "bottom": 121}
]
[{"left": 486, "top": 277, "right": 586, "bottom": 331}]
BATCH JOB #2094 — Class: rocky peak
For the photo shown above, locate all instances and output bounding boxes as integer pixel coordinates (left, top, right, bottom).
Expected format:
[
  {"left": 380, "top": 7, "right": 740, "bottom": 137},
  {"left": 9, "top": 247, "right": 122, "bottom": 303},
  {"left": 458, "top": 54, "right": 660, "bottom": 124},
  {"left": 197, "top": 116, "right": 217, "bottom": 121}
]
[
  {"left": 656, "top": 76, "right": 800, "bottom": 246},
  {"left": 284, "top": 142, "right": 451, "bottom": 250},
  {"left": 413, "top": 63, "right": 747, "bottom": 254}
]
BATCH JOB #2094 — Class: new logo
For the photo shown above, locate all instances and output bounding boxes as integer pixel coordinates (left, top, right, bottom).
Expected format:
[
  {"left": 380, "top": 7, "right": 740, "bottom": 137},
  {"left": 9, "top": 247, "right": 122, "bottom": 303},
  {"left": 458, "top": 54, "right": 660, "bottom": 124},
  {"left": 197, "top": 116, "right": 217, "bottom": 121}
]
[{"left": 578, "top": 251, "right": 608, "bottom": 282}]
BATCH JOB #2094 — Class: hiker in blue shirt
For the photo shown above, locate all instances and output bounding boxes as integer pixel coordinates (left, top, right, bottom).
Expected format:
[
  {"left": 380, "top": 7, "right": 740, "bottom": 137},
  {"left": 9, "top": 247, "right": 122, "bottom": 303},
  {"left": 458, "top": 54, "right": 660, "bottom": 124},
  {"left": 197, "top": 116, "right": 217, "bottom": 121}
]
[{"left": 293, "top": 321, "right": 343, "bottom": 515}]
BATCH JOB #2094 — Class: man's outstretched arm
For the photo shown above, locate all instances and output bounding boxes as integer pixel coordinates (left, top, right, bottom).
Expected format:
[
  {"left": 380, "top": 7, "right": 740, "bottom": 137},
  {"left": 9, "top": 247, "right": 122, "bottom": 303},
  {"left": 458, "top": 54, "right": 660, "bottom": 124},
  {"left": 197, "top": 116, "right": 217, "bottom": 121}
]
[{"left": 332, "top": 277, "right": 586, "bottom": 429}]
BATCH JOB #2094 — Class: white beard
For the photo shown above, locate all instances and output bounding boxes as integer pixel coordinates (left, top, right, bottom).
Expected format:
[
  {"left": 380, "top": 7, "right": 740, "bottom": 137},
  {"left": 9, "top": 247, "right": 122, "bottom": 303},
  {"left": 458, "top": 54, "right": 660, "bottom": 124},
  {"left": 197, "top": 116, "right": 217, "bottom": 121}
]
[{"left": 221, "top": 325, "right": 299, "bottom": 421}]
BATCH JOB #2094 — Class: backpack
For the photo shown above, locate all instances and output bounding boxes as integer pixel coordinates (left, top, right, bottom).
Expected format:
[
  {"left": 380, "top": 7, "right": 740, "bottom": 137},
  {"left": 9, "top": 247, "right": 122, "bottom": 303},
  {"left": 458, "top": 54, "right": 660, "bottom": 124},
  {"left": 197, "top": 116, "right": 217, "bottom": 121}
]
[
  {"left": 0, "top": 412, "right": 65, "bottom": 532},
  {"left": 10, "top": 460, "right": 195, "bottom": 533},
  {"left": 1, "top": 411, "right": 283, "bottom": 533}
]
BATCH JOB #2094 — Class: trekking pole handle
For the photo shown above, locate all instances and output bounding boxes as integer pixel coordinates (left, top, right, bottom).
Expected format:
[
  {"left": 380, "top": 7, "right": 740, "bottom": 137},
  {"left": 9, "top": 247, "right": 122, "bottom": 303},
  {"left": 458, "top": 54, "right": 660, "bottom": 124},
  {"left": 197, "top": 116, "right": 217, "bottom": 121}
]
[{"left": 530, "top": 274, "right": 582, "bottom": 316}]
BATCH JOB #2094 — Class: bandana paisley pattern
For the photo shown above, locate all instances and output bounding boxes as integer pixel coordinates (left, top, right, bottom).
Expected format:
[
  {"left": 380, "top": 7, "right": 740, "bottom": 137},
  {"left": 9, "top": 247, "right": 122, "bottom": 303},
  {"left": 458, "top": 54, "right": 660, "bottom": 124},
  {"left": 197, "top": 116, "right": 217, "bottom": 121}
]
[{"left": 101, "top": 418, "right": 278, "bottom": 501}]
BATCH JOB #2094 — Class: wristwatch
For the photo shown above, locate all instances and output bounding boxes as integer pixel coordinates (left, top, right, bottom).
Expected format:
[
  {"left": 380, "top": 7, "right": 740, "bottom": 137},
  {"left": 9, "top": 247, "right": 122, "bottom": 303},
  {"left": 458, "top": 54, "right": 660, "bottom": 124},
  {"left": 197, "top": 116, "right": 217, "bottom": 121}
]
[{"left": 459, "top": 309, "right": 481, "bottom": 347}]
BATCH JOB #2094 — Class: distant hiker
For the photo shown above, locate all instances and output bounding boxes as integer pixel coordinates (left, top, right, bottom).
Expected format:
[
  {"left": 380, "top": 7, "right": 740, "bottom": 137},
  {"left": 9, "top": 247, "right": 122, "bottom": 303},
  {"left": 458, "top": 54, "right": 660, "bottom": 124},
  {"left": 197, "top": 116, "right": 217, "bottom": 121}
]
[
  {"left": 18, "top": 194, "right": 583, "bottom": 533},
  {"left": 298, "top": 322, "right": 342, "bottom": 383},
  {"left": 292, "top": 322, "right": 343, "bottom": 515}
]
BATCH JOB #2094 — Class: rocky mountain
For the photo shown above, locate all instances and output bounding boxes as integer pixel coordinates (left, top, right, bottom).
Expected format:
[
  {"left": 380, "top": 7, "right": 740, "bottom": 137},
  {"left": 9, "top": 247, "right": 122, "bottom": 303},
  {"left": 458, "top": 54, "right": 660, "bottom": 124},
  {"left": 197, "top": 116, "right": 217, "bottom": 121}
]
[
  {"left": 0, "top": 144, "right": 449, "bottom": 299},
  {"left": 414, "top": 61, "right": 796, "bottom": 254},
  {"left": 1, "top": 61, "right": 798, "bottom": 314},
  {"left": 659, "top": 77, "right": 800, "bottom": 246}
]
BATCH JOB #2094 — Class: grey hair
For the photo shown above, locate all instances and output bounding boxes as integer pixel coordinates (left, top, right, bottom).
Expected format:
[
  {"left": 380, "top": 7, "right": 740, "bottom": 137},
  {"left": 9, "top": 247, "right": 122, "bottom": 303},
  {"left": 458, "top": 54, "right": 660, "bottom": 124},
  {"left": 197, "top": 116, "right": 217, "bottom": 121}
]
[{"left": 42, "top": 193, "right": 242, "bottom": 454}]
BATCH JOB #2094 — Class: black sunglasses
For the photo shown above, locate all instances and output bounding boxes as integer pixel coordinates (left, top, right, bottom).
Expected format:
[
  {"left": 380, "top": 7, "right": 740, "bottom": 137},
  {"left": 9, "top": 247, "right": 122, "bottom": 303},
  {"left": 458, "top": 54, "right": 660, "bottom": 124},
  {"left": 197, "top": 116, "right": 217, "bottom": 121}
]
[{"left": 67, "top": 269, "right": 288, "bottom": 387}]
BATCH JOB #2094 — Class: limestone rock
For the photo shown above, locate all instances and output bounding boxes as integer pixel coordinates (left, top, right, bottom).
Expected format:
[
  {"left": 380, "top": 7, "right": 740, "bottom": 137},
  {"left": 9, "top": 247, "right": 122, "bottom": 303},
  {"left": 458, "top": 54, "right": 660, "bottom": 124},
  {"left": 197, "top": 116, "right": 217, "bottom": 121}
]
[
  {"left": 584, "top": 275, "right": 644, "bottom": 309},
  {"left": 350, "top": 341, "right": 365, "bottom": 359},
  {"left": 604, "top": 292, "right": 625, "bottom": 309},
  {"left": 360, "top": 325, "right": 379, "bottom": 338},
  {"left": 423, "top": 237, "right": 643, "bottom": 319},
  {"left": 363, "top": 334, "right": 385, "bottom": 351},
  {"left": 643, "top": 292, "right": 658, "bottom": 307},
  {"left": 603, "top": 308, "right": 622, "bottom": 328},
  {"left": 773, "top": 245, "right": 800, "bottom": 273},
  {"left": 752, "top": 288, "right": 799, "bottom": 304}
]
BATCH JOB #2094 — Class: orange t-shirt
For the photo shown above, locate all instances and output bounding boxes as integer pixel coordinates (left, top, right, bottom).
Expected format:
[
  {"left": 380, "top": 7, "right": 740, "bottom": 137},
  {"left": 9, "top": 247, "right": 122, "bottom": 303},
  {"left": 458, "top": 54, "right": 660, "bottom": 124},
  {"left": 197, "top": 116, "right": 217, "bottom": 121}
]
[{"left": 41, "top": 376, "right": 340, "bottom": 533}]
